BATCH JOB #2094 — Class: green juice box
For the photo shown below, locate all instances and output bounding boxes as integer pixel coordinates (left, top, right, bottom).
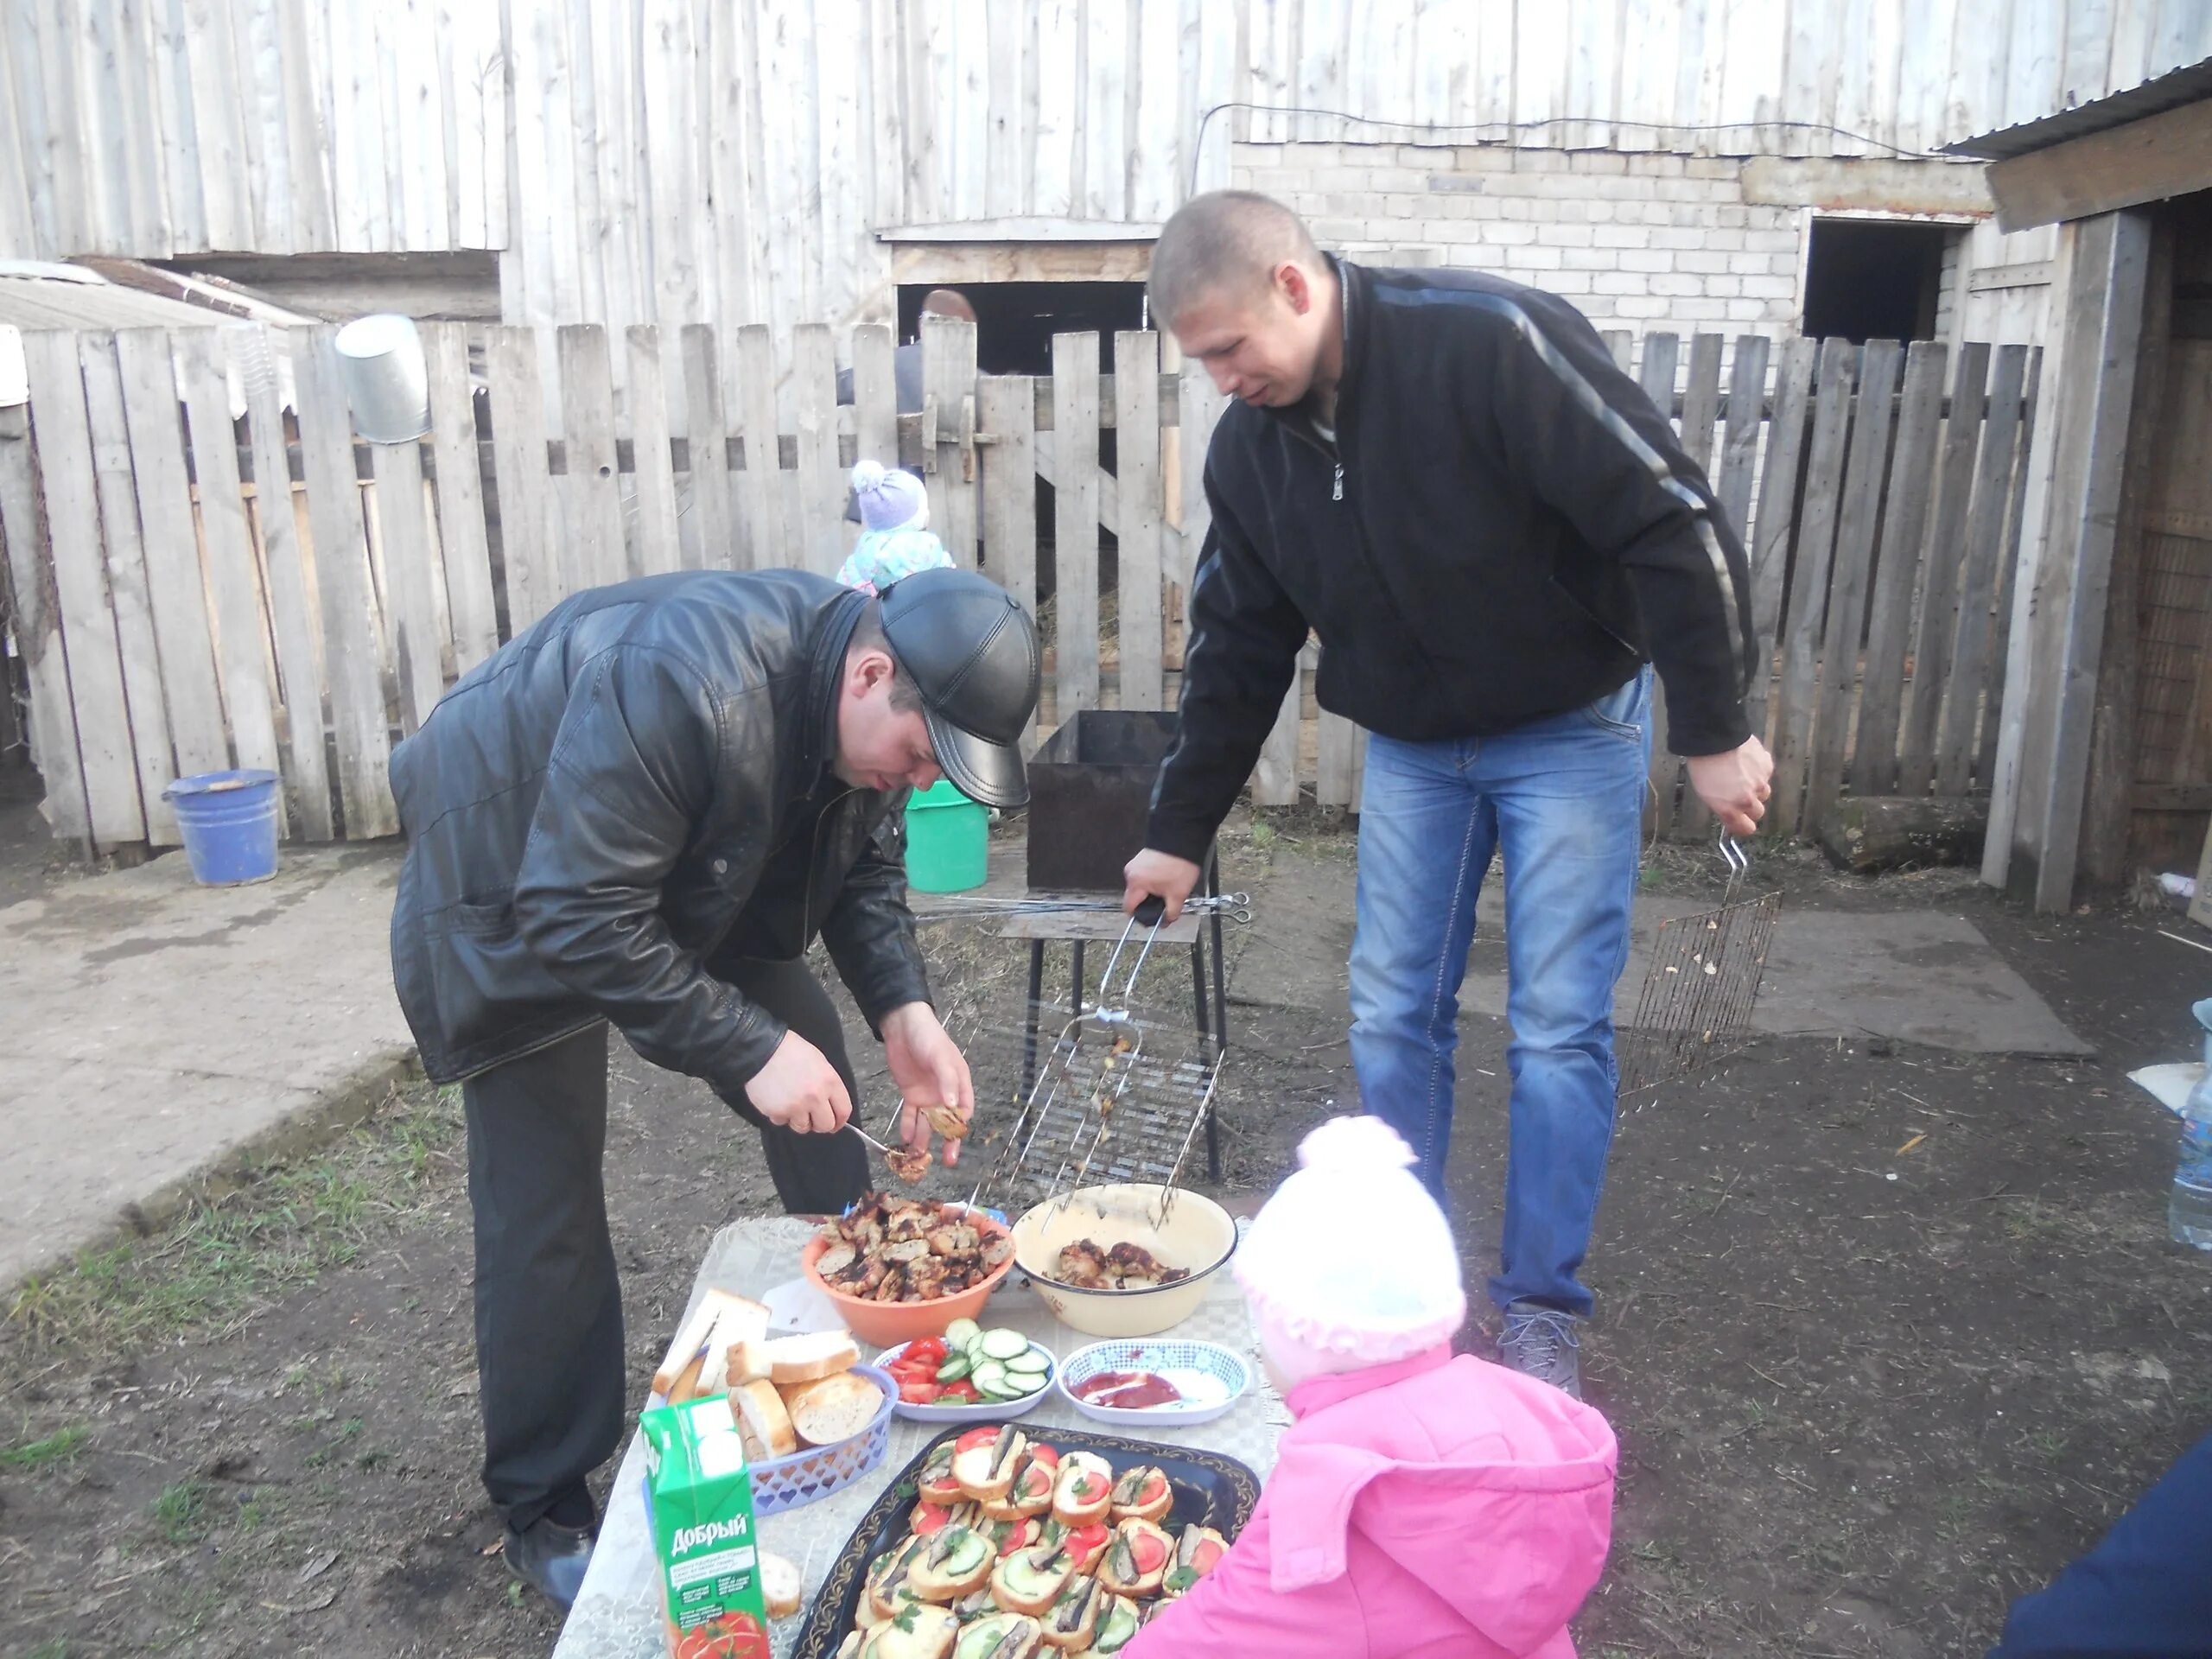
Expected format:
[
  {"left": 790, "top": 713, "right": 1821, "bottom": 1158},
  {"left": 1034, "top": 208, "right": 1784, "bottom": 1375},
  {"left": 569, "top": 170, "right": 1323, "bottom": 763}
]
[{"left": 640, "top": 1395, "right": 771, "bottom": 1659}]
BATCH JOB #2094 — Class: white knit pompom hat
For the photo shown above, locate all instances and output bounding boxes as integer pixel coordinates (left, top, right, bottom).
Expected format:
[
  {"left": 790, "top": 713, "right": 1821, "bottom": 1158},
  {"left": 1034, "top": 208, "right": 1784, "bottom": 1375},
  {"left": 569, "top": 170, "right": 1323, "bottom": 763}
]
[
  {"left": 1234, "top": 1116, "right": 1466, "bottom": 1387},
  {"left": 850, "top": 459, "right": 929, "bottom": 532}
]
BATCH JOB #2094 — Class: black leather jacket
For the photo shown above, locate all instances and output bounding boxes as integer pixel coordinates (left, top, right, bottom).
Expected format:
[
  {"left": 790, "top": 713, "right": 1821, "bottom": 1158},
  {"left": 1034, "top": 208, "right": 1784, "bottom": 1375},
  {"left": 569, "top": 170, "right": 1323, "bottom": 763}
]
[{"left": 388, "top": 569, "right": 931, "bottom": 1090}]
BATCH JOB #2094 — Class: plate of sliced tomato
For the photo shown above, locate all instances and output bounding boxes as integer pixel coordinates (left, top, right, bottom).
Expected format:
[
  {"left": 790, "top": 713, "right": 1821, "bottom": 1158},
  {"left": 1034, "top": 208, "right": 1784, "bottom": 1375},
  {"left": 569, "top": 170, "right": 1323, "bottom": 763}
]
[{"left": 876, "top": 1332, "right": 1056, "bottom": 1423}]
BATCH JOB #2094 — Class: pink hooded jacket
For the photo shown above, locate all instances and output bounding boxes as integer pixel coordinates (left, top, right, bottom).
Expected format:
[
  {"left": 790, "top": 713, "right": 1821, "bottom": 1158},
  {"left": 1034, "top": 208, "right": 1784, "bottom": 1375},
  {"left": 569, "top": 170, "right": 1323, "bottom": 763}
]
[{"left": 1124, "top": 1346, "right": 1617, "bottom": 1659}]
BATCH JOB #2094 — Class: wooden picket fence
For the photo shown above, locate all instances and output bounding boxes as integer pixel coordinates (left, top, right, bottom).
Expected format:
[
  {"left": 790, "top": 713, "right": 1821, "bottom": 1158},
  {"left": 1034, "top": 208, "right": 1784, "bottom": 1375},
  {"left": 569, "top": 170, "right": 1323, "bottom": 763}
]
[{"left": 0, "top": 320, "right": 2034, "bottom": 855}]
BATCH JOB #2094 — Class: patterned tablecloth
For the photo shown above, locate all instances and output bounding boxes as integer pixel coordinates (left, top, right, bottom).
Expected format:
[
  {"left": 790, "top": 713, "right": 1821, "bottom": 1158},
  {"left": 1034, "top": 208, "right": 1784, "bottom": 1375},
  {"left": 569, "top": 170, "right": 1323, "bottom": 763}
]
[{"left": 553, "top": 1216, "right": 1285, "bottom": 1659}]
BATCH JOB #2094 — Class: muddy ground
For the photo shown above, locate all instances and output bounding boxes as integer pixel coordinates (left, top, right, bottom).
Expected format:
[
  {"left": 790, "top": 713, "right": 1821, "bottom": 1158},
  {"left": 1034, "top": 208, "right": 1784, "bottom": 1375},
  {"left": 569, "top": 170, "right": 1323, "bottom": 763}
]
[{"left": 3, "top": 812, "right": 2209, "bottom": 1657}]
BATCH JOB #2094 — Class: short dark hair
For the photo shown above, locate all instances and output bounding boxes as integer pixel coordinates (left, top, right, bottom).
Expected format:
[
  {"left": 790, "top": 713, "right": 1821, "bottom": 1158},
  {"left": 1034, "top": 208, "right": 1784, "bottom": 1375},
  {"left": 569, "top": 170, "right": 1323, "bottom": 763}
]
[
  {"left": 1148, "top": 191, "right": 1323, "bottom": 327},
  {"left": 849, "top": 601, "right": 925, "bottom": 714}
]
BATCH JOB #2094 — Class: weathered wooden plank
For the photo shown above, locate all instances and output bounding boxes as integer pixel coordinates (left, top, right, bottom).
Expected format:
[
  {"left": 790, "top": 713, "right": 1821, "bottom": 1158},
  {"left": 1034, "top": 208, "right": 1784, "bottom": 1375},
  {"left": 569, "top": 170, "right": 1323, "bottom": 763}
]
[
  {"left": 421, "top": 322, "right": 499, "bottom": 671},
  {"left": 293, "top": 327, "right": 397, "bottom": 838},
  {"left": 1899, "top": 340, "right": 1991, "bottom": 797},
  {"left": 1713, "top": 335, "right": 1768, "bottom": 537},
  {"left": 111, "top": 330, "right": 227, "bottom": 779},
  {"left": 1680, "top": 334, "right": 1726, "bottom": 473},
  {"left": 1316, "top": 708, "right": 1363, "bottom": 807},
  {"left": 1979, "top": 346, "right": 2043, "bottom": 797},
  {"left": 229, "top": 326, "right": 334, "bottom": 840},
  {"left": 923, "top": 315, "right": 981, "bottom": 571},
  {"left": 1114, "top": 331, "right": 1165, "bottom": 712},
  {"left": 1253, "top": 655, "right": 1303, "bottom": 808},
  {"left": 1806, "top": 337, "right": 1902, "bottom": 830},
  {"left": 0, "top": 399, "right": 91, "bottom": 842},
  {"left": 626, "top": 326, "right": 683, "bottom": 578},
  {"left": 557, "top": 325, "right": 626, "bottom": 592},
  {"left": 640, "top": 0, "right": 703, "bottom": 327},
  {"left": 734, "top": 324, "right": 783, "bottom": 569},
  {"left": 677, "top": 325, "right": 734, "bottom": 572},
  {"left": 1176, "top": 371, "right": 1223, "bottom": 601},
  {"left": 175, "top": 328, "right": 283, "bottom": 785},
  {"left": 791, "top": 323, "right": 844, "bottom": 576},
  {"left": 1983, "top": 80, "right": 2212, "bottom": 233},
  {"left": 1851, "top": 340, "right": 1947, "bottom": 797},
  {"left": 1599, "top": 329, "right": 1632, "bottom": 372},
  {"left": 1770, "top": 338, "right": 1859, "bottom": 836},
  {"left": 978, "top": 374, "right": 1039, "bottom": 753},
  {"left": 852, "top": 324, "right": 899, "bottom": 467},
  {"left": 366, "top": 433, "right": 445, "bottom": 735},
  {"left": 75, "top": 334, "right": 178, "bottom": 842},
  {"left": 24, "top": 328, "right": 147, "bottom": 844},
  {"left": 1745, "top": 337, "right": 1815, "bottom": 747},
  {"left": 1637, "top": 332, "right": 1682, "bottom": 835},
  {"left": 707, "top": 0, "right": 759, "bottom": 345},
  {"left": 1052, "top": 332, "right": 1101, "bottom": 721},
  {"left": 1937, "top": 344, "right": 2030, "bottom": 795},
  {"left": 484, "top": 326, "right": 563, "bottom": 629}
]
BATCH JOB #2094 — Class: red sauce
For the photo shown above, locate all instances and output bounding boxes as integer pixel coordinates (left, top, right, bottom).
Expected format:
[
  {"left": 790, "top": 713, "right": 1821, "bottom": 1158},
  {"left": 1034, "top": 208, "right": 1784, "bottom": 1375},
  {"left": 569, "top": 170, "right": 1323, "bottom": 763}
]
[{"left": 1073, "top": 1369, "right": 1183, "bottom": 1408}]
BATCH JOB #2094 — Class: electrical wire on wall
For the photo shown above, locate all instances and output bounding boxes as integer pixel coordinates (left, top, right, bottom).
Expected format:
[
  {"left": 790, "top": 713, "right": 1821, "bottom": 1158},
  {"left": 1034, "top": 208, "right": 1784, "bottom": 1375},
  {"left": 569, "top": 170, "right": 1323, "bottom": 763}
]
[{"left": 1185, "top": 102, "right": 1945, "bottom": 200}]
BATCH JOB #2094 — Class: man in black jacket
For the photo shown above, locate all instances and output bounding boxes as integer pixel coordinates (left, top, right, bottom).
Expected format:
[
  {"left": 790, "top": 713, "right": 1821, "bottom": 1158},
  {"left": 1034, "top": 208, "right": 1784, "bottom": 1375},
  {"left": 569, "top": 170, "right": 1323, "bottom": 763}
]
[
  {"left": 1122, "top": 193, "right": 1773, "bottom": 1400},
  {"left": 389, "top": 565, "right": 1037, "bottom": 1602}
]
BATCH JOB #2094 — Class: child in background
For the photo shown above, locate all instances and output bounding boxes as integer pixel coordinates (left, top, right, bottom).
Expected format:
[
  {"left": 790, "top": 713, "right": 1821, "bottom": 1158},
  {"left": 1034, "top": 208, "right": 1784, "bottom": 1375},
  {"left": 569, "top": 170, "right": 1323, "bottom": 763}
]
[
  {"left": 837, "top": 460, "right": 953, "bottom": 595},
  {"left": 1128, "top": 1116, "right": 1618, "bottom": 1659}
]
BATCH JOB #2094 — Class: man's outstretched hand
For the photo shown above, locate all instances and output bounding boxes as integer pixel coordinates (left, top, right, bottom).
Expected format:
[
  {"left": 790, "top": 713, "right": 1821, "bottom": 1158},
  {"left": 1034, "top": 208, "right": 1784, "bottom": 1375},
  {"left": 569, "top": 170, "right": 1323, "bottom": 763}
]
[
  {"left": 1686, "top": 736, "right": 1775, "bottom": 837},
  {"left": 882, "top": 1002, "right": 975, "bottom": 1167},
  {"left": 743, "top": 1030, "right": 854, "bottom": 1134},
  {"left": 1121, "top": 849, "right": 1203, "bottom": 924}
]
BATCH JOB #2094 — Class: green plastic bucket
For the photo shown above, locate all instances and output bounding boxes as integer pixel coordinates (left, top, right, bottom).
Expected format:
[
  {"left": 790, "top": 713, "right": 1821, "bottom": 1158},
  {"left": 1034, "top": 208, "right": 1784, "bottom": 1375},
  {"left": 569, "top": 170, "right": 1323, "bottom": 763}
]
[{"left": 904, "top": 779, "right": 988, "bottom": 893}]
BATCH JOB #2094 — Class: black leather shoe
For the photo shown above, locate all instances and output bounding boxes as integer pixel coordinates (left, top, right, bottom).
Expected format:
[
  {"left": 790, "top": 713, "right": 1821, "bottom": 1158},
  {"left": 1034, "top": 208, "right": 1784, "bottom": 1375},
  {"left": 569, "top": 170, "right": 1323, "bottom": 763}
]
[{"left": 503, "top": 1514, "right": 595, "bottom": 1608}]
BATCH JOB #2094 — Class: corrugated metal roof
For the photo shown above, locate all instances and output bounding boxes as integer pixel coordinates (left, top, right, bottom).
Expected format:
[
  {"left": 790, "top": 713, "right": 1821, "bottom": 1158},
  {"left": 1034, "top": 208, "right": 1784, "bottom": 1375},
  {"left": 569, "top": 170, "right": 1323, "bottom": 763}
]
[{"left": 1944, "top": 55, "right": 2212, "bottom": 160}]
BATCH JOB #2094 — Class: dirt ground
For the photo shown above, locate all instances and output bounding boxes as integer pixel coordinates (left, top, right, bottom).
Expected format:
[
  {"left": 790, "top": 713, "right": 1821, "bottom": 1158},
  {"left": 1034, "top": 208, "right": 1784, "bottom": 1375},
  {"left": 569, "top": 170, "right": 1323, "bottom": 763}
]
[{"left": 3, "top": 813, "right": 2209, "bottom": 1657}]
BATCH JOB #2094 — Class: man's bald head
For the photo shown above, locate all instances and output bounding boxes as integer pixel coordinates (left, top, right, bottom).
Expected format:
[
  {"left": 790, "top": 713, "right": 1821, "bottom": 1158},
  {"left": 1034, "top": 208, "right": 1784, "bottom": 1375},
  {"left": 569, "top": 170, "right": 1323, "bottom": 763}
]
[
  {"left": 1147, "top": 192, "right": 1323, "bottom": 329},
  {"left": 919, "top": 289, "right": 977, "bottom": 324}
]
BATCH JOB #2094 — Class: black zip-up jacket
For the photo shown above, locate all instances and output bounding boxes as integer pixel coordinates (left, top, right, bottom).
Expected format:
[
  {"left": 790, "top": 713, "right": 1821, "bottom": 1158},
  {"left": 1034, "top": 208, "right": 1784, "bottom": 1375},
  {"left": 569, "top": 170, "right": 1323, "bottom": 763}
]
[
  {"left": 388, "top": 569, "right": 929, "bottom": 1090},
  {"left": 1147, "top": 258, "right": 1758, "bottom": 863}
]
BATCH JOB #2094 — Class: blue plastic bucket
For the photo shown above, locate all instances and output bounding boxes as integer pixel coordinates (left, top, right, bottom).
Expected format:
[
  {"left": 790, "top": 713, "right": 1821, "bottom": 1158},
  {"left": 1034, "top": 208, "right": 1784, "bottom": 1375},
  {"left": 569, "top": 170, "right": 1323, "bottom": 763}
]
[{"left": 165, "top": 769, "right": 282, "bottom": 886}]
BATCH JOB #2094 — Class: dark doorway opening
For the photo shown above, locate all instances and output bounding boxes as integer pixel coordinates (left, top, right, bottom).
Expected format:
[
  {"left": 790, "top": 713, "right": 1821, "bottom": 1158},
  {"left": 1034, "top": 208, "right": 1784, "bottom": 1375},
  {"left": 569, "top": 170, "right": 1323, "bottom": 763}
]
[
  {"left": 896, "top": 281, "right": 1147, "bottom": 375},
  {"left": 1800, "top": 218, "right": 1952, "bottom": 342}
]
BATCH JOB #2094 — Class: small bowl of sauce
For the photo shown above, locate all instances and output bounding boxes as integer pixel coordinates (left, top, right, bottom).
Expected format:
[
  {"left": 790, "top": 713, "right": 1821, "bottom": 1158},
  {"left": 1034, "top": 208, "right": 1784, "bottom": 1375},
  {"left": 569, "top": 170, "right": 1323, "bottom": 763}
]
[{"left": 1057, "top": 1340, "right": 1250, "bottom": 1428}]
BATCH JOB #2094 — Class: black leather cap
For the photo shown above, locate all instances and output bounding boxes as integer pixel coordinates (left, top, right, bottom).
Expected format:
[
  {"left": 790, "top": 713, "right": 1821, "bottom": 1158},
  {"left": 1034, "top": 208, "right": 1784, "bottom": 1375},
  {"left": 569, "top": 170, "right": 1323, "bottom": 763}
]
[{"left": 878, "top": 568, "right": 1040, "bottom": 808}]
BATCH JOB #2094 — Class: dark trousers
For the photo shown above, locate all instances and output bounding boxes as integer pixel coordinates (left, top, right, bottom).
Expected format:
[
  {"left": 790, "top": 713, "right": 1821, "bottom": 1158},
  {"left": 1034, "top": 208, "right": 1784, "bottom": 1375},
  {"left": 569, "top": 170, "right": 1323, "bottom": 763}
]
[
  {"left": 1988, "top": 1432, "right": 2212, "bottom": 1658},
  {"left": 462, "top": 957, "right": 872, "bottom": 1529}
]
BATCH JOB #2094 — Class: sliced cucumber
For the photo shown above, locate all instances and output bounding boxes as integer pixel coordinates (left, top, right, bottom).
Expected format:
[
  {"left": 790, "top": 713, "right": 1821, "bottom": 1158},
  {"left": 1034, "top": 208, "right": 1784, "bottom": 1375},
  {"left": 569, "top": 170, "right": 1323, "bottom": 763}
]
[
  {"left": 1003, "top": 1347, "right": 1050, "bottom": 1376},
  {"left": 944, "top": 1318, "right": 983, "bottom": 1351},
  {"left": 935, "top": 1351, "right": 974, "bottom": 1383},
  {"left": 978, "top": 1327, "right": 1030, "bottom": 1361},
  {"left": 970, "top": 1359, "right": 1007, "bottom": 1395}
]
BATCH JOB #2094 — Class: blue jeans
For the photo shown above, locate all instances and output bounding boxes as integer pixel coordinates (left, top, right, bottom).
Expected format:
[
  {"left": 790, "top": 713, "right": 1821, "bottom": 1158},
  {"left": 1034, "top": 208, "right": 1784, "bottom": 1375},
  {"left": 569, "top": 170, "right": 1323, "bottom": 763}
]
[{"left": 1348, "top": 669, "right": 1651, "bottom": 1319}]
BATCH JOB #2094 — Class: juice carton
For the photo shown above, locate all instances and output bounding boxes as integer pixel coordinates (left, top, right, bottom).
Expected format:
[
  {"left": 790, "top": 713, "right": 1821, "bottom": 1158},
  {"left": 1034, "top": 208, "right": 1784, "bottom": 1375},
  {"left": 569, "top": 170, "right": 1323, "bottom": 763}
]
[{"left": 641, "top": 1394, "right": 771, "bottom": 1659}]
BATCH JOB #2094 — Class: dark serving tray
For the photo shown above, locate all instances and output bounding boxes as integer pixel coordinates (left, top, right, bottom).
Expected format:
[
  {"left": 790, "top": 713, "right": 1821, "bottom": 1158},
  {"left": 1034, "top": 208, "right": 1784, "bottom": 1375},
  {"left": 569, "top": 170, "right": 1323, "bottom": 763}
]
[{"left": 790, "top": 1424, "right": 1262, "bottom": 1659}]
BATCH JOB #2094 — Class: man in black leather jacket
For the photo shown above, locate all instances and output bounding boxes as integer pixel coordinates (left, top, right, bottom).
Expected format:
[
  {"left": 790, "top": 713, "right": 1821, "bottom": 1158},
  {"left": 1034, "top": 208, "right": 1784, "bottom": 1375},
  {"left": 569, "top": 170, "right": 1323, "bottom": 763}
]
[{"left": 388, "top": 564, "right": 1037, "bottom": 1604}]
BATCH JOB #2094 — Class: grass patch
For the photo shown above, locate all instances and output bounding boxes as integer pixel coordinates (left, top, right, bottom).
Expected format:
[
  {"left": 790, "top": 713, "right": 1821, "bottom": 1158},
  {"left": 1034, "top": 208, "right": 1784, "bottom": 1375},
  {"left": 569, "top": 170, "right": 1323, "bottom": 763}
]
[
  {"left": 2, "top": 1424, "right": 89, "bottom": 1469},
  {"left": 151, "top": 1478, "right": 211, "bottom": 1542},
  {"left": 3, "top": 1085, "right": 461, "bottom": 1355}
]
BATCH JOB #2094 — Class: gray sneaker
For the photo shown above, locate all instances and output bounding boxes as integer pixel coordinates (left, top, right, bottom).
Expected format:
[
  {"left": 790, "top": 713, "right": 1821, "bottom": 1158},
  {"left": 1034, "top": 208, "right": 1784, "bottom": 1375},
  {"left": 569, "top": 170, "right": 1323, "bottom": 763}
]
[{"left": 1497, "top": 1301, "right": 1583, "bottom": 1399}]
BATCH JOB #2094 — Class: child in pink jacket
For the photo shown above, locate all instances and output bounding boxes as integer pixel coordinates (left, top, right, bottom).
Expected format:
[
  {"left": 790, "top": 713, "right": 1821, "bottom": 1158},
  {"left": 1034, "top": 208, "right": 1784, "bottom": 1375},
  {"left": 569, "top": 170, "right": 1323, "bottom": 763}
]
[{"left": 1127, "top": 1116, "right": 1618, "bottom": 1659}]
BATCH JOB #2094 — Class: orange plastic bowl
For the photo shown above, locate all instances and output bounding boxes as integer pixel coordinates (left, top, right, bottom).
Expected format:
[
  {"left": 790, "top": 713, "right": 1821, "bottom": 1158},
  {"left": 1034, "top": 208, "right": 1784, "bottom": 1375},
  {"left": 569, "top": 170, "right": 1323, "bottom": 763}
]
[{"left": 799, "top": 1205, "right": 1018, "bottom": 1350}]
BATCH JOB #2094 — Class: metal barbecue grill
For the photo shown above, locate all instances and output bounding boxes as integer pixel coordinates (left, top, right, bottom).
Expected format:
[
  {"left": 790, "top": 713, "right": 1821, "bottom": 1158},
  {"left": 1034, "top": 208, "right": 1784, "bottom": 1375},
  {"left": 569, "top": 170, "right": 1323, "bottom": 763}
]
[{"left": 1617, "top": 832, "right": 1781, "bottom": 1096}]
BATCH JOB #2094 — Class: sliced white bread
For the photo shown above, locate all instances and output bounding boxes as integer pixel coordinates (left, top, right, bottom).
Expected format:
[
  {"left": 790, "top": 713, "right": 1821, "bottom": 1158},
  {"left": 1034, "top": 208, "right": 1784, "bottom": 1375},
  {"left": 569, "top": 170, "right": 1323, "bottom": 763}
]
[
  {"left": 953, "top": 1426, "right": 1029, "bottom": 1505},
  {"left": 733, "top": 1377, "right": 799, "bottom": 1459},
  {"left": 956, "top": 1613, "right": 1044, "bottom": 1659},
  {"left": 1094, "top": 1519, "right": 1172, "bottom": 1599},
  {"left": 785, "top": 1369, "right": 883, "bottom": 1447},
  {"left": 652, "top": 1288, "right": 770, "bottom": 1397},
  {"left": 987, "top": 1543, "right": 1072, "bottom": 1617},
  {"left": 906, "top": 1526, "right": 996, "bottom": 1602},
  {"left": 861, "top": 1602, "right": 959, "bottom": 1659},
  {"left": 1107, "top": 1465, "right": 1172, "bottom": 1525},
  {"left": 759, "top": 1548, "right": 804, "bottom": 1620},
  {"left": 1049, "top": 1454, "right": 1114, "bottom": 1528},
  {"left": 1038, "top": 1574, "right": 1103, "bottom": 1650},
  {"left": 763, "top": 1329, "right": 860, "bottom": 1386}
]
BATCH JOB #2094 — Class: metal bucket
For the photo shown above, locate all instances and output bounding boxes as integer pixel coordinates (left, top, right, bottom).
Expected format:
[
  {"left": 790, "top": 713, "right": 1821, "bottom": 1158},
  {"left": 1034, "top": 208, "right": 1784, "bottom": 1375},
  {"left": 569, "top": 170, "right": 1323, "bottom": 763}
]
[{"left": 334, "top": 314, "right": 430, "bottom": 442}]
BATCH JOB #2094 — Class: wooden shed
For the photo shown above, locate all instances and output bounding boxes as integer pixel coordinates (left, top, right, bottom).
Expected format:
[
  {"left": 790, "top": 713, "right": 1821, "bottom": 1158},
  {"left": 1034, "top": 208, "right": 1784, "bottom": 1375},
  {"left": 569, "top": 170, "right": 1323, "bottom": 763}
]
[{"left": 1949, "top": 58, "right": 2212, "bottom": 910}]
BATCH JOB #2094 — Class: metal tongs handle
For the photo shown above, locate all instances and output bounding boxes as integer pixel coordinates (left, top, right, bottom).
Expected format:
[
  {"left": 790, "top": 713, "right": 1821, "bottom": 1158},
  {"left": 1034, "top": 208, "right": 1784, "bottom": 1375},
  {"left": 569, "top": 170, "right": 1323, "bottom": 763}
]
[{"left": 1717, "top": 830, "right": 1751, "bottom": 900}]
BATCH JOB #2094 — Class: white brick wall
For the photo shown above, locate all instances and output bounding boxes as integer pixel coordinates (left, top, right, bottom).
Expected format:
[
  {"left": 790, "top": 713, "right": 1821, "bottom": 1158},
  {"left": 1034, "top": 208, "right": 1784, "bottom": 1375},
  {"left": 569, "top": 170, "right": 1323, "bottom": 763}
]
[{"left": 1237, "top": 140, "right": 1844, "bottom": 340}]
